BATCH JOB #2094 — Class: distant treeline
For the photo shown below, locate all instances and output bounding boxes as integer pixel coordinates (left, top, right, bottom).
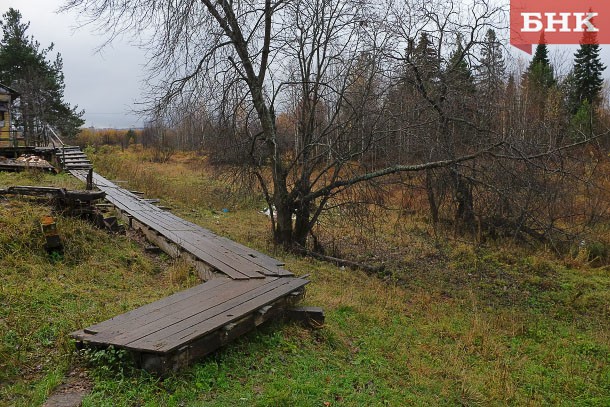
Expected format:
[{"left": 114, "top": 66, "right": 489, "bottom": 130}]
[{"left": 76, "top": 128, "right": 142, "bottom": 150}]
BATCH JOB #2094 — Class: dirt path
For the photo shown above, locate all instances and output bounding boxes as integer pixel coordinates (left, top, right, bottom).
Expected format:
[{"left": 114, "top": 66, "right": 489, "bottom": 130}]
[{"left": 42, "top": 367, "right": 92, "bottom": 407}]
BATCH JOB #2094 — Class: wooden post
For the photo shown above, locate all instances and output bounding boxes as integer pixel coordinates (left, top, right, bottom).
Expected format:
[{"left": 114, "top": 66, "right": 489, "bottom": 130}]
[
  {"left": 86, "top": 168, "right": 93, "bottom": 190},
  {"left": 40, "top": 216, "right": 63, "bottom": 253}
]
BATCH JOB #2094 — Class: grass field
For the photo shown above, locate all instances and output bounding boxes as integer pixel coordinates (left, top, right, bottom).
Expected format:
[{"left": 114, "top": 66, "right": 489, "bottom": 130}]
[{"left": 1, "top": 148, "right": 609, "bottom": 406}]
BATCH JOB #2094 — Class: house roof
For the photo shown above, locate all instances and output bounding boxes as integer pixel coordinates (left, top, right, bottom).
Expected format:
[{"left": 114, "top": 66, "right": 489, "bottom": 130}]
[{"left": 0, "top": 83, "right": 20, "bottom": 100}]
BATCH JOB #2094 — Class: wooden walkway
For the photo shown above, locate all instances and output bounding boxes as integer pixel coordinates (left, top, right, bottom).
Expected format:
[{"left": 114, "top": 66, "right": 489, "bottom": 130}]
[
  {"left": 69, "top": 169, "right": 293, "bottom": 280},
  {"left": 73, "top": 277, "right": 307, "bottom": 352},
  {"left": 66, "top": 154, "right": 315, "bottom": 374}
]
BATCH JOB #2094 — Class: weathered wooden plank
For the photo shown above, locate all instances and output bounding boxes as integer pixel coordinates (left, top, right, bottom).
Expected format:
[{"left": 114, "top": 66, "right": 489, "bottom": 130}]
[
  {"left": 219, "top": 250, "right": 291, "bottom": 277},
  {"left": 151, "top": 211, "right": 201, "bottom": 231},
  {"left": 131, "top": 277, "right": 308, "bottom": 353},
  {"left": 198, "top": 235, "right": 290, "bottom": 274},
  {"left": 178, "top": 239, "right": 265, "bottom": 280},
  {"left": 59, "top": 153, "right": 87, "bottom": 157},
  {"left": 0, "top": 161, "right": 56, "bottom": 171},
  {"left": 85, "top": 279, "right": 271, "bottom": 347},
  {"left": 91, "top": 174, "right": 117, "bottom": 188},
  {"left": 80, "top": 277, "right": 233, "bottom": 335},
  {"left": 137, "top": 296, "right": 291, "bottom": 375},
  {"left": 145, "top": 213, "right": 289, "bottom": 276},
  {"left": 215, "top": 235, "right": 286, "bottom": 267},
  {"left": 0, "top": 186, "right": 105, "bottom": 202},
  {"left": 133, "top": 211, "right": 282, "bottom": 278},
  {"left": 69, "top": 169, "right": 291, "bottom": 280},
  {"left": 175, "top": 231, "right": 266, "bottom": 274},
  {"left": 135, "top": 279, "right": 305, "bottom": 350},
  {"left": 124, "top": 212, "right": 265, "bottom": 279},
  {"left": 63, "top": 159, "right": 90, "bottom": 164},
  {"left": 87, "top": 278, "right": 277, "bottom": 347},
  {"left": 107, "top": 211, "right": 221, "bottom": 282},
  {"left": 127, "top": 212, "right": 256, "bottom": 279},
  {"left": 140, "top": 210, "right": 193, "bottom": 232},
  {"left": 113, "top": 198, "right": 152, "bottom": 213}
]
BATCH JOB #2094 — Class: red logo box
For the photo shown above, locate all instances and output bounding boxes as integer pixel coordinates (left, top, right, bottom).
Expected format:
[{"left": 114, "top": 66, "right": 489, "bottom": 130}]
[{"left": 510, "top": 0, "right": 609, "bottom": 53}]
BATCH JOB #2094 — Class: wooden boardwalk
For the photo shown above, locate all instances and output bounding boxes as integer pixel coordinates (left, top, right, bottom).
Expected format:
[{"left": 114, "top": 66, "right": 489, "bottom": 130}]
[
  {"left": 67, "top": 155, "right": 316, "bottom": 374},
  {"left": 71, "top": 276, "right": 308, "bottom": 373},
  {"left": 69, "top": 169, "right": 293, "bottom": 280}
]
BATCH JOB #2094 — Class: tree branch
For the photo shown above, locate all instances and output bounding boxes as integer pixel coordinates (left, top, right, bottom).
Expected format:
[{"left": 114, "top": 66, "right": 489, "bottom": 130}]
[{"left": 304, "top": 142, "right": 503, "bottom": 202}]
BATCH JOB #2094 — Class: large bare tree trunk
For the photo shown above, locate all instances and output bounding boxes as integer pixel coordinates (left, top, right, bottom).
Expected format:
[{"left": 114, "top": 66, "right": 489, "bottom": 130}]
[
  {"left": 425, "top": 169, "right": 439, "bottom": 224},
  {"left": 453, "top": 167, "right": 475, "bottom": 232}
]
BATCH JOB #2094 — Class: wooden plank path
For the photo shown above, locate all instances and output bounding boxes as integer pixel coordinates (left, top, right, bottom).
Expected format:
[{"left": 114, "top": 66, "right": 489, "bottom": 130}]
[
  {"left": 69, "top": 169, "right": 293, "bottom": 280},
  {"left": 74, "top": 277, "right": 307, "bottom": 353},
  {"left": 66, "top": 156, "right": 317, "bottom": 375}
]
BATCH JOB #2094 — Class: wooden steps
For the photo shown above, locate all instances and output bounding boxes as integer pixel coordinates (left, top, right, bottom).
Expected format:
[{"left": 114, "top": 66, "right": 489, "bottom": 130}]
[{"left": 56, "top": 146, "right": 92, "bottom": 170}]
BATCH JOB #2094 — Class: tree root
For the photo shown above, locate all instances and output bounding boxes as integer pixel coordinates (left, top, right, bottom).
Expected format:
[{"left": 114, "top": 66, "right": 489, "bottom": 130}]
[{"left": 294, "top": 244, "right": 385, "bottom": 274}]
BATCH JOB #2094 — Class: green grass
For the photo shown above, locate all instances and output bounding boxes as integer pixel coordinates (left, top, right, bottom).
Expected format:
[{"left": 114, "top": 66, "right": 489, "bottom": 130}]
[
  {"left": 0, "top": 171, "right": 196, "bottom": 406},
  {"left": 1, "top": 149, "right": 609, "bottom": 406}
]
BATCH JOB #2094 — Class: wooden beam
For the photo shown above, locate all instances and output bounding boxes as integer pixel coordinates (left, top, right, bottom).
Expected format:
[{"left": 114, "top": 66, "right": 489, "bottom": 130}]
[
  {"left": 284, "top": 306, "right": 325, "bottom": 328},
  {"left": 135, "top": 293, "right": 302, "bottom": 376}
]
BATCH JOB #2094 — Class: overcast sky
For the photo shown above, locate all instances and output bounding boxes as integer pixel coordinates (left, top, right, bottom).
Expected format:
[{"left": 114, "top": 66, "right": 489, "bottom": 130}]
[
  {"left": 1, "top": 0, "right": 147, "bottom": 128},
  {"left": 1, "top": 1, "right": 610, "bottom": 129}
]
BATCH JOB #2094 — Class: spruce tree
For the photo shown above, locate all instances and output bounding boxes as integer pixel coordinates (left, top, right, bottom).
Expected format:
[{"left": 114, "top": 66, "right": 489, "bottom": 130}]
[
  {"left": 478, "top": 29, "right": 505, "bottom": 97},
  {"left": 524, "top": 41, "right": 555, "bottom": 89},
  {"left": 521, "top": 38, "right": 556, "bottom": 122},
  {"left": 411, "top": 34, "right": 440, "bottom": 92},
  {"left": 570, "top": 30, "right": 606, "bottom": 110},
  {"left": 0, "top": 8, "right": 84, "bottom": 139},
  {"left": 446, "top": 36, "right": 475, "bottom": 104}
]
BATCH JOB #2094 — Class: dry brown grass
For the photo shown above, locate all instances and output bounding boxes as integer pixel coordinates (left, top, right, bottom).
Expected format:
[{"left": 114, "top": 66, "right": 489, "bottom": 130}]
[{"left": 55, "top": 144, "right": 610, "bottom": 405}]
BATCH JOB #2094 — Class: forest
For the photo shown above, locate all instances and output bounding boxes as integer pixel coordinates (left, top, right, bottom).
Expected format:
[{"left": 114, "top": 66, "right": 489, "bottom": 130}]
[{"left": 63, "top": 0, "right": 610, "bottom": 261}]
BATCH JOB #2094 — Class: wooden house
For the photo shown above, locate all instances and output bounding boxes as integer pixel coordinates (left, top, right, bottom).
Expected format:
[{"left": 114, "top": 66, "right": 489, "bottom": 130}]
[{"left": 0, "top": 83, "right": 20, "bottom": 147}]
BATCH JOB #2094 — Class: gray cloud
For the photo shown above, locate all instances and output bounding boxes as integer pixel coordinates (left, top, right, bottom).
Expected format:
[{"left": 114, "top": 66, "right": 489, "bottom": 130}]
[{"left": 2, "top": 0, "right": 146, "bottom": 128}]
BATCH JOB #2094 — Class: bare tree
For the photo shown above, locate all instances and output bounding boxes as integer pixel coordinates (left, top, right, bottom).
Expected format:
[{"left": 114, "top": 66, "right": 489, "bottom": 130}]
[
  {"left": 379, "top": 0, "right": 609, "bottom": 247},
  {"left": 141, "top": 116, "right": 177, "bottom": 163},
  {"left": 381, "top": 0, "right": 505, "bottom": 232},
  {"left": 61, "top": 0, "right": 509, "bottom": 250},
  {"left": 65, "top": 0, "right": 609, "bottom": 253}
]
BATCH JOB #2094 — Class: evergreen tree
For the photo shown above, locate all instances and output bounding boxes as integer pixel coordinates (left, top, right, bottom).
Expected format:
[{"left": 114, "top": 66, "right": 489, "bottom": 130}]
[
  {"left": 524, "top": 41, "right": 555, "bottom": 89},
  {"left": 570, "top": 30, "right": 606, "bottom": 111},
  {"left": 570, "top": 99, "right": 593, "bottom": 139},
  {"left": 410, "top": 34, "right": 441, "bottom": 95},
  {"left": 477, "top": 29, "right": 506, "bottom": 130},
  {"left": 561, "top": 70, "right": 579, "bottom": 114},
  {"left": 0, "top": 8, "right": 84, "bottom": 139},
  {"left": 446, "top": 37, "right": 475, "bottom": 95},
  {"left": 445, "top": 35, "right": 476, "bottom": 127},
  {"left": 478, "top": 29, "right": 505, "bottom": 97},
  {"left": 521, "top": 38, "right": 556, "bottom": 121}
]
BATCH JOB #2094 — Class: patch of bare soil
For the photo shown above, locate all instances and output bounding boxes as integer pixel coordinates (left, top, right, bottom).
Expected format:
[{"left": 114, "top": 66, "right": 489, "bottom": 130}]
[{"left": 42, "top": 367, "right": 93, "bottom": 407}]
